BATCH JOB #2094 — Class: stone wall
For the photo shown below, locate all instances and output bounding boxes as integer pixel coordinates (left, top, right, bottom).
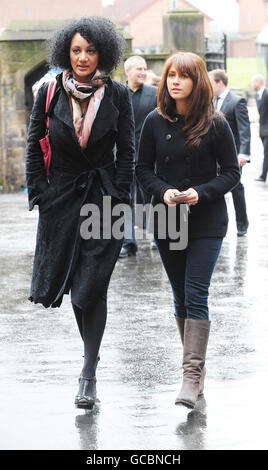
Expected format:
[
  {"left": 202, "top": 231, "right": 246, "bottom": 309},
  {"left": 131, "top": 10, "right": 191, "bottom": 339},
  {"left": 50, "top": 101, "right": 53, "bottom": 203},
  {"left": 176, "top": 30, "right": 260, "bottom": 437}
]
[{"left": 0, "top": 38, "right": 48, "bottom": 189}]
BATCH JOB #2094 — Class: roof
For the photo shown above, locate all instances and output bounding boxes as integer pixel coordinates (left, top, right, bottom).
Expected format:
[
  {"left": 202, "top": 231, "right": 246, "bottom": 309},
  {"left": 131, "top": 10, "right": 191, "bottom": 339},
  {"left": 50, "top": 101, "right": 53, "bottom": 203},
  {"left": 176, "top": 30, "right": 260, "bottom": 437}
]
[
  {"left": 103, "top": 0, "right": 213, "bottom": 25},
  {"left": 0, "top": 20, "right": 64, "bottom": 41},
  {"left": 256, "top": 22, "right": 268, "bottom": 45}
]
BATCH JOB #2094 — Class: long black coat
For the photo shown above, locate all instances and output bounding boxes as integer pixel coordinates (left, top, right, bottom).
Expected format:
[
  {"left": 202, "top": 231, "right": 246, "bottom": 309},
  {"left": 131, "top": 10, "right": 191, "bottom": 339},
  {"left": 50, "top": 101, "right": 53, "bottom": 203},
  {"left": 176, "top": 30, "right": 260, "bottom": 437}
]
[
  {"left": 135, "top": 110, "right": 240, "bottom": 239},
  {"left": 26, "top": 74, "right": 135, "bottom": 309}
]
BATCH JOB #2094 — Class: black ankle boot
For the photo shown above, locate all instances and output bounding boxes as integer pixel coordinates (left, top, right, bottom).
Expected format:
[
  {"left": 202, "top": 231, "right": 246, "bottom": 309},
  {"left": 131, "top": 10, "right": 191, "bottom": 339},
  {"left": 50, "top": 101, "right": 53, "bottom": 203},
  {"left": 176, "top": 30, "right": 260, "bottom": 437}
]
[{"left": 75, "top": 377, "right": 97, "bottom": 409}]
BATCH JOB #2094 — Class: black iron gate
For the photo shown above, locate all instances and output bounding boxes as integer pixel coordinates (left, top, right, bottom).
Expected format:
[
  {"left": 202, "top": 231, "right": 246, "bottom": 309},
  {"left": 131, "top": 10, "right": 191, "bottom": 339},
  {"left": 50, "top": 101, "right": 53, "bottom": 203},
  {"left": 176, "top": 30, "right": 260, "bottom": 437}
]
[{"left": 205, "top": 33, "right": 227, "bottom": 71}]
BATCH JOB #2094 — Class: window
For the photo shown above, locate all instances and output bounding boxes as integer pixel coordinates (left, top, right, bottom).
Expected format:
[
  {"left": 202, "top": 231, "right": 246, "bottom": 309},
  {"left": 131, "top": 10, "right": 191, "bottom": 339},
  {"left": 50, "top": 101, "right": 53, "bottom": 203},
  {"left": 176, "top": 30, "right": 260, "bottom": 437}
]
[{"left": 170, "top": 0, "right": 178, "bottom": 9}]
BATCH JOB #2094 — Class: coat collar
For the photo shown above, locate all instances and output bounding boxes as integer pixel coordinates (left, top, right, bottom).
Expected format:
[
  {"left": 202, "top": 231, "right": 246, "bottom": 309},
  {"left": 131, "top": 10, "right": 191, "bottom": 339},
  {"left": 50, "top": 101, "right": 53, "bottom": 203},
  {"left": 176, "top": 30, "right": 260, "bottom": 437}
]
[{"left": 53, "top": 74, "right": 119, "bottom": 146}]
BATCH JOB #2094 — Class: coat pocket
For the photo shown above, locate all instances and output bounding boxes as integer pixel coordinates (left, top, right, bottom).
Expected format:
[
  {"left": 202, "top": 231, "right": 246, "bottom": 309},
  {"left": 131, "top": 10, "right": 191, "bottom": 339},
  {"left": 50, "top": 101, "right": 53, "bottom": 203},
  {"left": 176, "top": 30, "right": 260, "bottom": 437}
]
[{"left": 38, "top": 186, "right": 56, "bottom": 214}]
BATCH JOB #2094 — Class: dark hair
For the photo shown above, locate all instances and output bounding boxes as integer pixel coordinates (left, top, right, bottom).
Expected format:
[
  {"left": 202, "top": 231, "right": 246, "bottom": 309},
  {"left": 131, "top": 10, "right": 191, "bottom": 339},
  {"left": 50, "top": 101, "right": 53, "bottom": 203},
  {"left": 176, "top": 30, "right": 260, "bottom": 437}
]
[
  {"left": 48, "top": 16, "right": 126, "bottom": 74},
  {"left": 157, "top": 52, "right": 215, "bottom": 148},
  {"left": 210, "top": 69, "right": 228, "bottom": 86}
]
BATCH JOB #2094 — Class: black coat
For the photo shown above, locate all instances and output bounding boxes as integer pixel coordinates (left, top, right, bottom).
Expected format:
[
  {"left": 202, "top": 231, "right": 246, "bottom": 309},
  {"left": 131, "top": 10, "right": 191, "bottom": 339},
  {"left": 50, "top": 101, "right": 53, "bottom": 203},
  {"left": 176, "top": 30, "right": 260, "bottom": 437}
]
[
  {"left": 135, "top": 110, "right": 240, "bottom": 239},
  {"left": 220, "top": 91, "right": 251, "bottom": 156},
  {"left": 26, "top": 74, "right": 135, "bottom": 309}
]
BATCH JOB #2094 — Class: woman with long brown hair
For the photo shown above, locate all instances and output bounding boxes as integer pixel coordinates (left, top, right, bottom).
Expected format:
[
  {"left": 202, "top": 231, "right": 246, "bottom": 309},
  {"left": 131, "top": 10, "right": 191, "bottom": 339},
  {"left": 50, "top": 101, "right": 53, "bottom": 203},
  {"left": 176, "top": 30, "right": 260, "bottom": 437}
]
[{"left": 136, "top": 52, "right": 240, "bottom": 409}]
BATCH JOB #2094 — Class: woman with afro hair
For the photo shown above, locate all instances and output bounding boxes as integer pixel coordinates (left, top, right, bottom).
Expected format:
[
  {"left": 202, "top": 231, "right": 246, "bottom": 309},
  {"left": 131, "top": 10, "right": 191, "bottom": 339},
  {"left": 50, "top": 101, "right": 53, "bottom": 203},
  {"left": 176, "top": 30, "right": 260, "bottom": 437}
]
[{"left": 26, "top": 17, "right": 135, "bottom": 409}]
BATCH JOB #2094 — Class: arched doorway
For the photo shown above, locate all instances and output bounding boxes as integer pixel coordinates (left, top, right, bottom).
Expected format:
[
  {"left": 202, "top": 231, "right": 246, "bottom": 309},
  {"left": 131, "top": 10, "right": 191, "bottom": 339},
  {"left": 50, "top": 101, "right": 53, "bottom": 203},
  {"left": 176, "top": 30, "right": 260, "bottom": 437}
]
[{"left": 24, "top": 60, "right": 49, "bottom": 125}]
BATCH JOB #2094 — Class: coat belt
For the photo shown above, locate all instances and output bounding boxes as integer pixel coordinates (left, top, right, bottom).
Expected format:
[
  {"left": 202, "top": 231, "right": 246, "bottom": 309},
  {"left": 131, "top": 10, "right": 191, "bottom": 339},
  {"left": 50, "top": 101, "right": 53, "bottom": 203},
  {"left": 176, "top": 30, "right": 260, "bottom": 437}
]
[{"left": 54, "top": 164, "right": 122, "bottom": 202}]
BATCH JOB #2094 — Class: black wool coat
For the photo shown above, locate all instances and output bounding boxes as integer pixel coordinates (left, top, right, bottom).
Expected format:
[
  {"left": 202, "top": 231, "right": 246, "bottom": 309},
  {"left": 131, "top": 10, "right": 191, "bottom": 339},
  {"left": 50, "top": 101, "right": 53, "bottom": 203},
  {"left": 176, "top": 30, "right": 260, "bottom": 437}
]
[
  {"left": 135, "top": 110, "right": 240, "bottom": 239},
  {"left": 26, "top": 74, "right": 135, "bottom": 309}
]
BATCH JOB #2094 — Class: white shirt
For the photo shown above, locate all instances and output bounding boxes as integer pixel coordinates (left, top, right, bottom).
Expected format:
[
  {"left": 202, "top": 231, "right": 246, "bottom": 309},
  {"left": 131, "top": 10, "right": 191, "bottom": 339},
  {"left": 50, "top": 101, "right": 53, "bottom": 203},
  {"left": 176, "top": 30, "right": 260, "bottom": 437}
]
[
  {"left": 257, "top": 85, "right": 265, "bottom": 101},
  {"left": 215, "top": 87, "right": 230, "bottom": 111}
]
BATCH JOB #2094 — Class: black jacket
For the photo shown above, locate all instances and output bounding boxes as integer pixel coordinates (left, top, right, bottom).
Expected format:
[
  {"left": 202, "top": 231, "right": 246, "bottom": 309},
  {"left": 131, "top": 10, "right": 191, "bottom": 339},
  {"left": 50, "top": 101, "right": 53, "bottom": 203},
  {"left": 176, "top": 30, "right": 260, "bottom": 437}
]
[
  {"left": 135, "top": 110, "right": 240, "bottom": 239},
  {"left": 132, "top": 84, "right": 157, "bottom": 150},
  {"left": 257, "top": 88, "right": 268, "bottom": 137},
  {"left": 26, "top": 74, "right": 135, "bottom": 308},
  {"left": 220, "top": 91, "right": 251, "bottom": 156}
]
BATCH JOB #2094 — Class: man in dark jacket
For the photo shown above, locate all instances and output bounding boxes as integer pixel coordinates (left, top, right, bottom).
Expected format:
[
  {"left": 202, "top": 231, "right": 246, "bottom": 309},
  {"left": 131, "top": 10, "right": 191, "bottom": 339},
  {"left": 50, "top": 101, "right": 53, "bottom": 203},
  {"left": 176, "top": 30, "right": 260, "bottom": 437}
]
[
  {"left": 209, "top": 69, "right": 250, "bottom": 236},
  {"left": 251, "top": 74, "right": 268, "bottom": 182},
  {"left": 119, "top": 56, "right": 157, "bottom": 257}
]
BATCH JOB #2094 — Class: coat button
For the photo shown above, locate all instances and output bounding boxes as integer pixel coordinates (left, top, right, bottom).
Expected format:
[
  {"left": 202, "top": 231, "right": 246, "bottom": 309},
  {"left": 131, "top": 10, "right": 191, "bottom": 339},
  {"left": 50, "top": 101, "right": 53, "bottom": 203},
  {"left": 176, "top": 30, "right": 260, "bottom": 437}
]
[
  {"left": 185, "top": 156, "right": 190, "bottom": 164},
  {"left": 165, "top": 134, "right": 172, "bottom": 140},
  {"left": 164, "top": 156, "right": 170, "bottom": 163}
]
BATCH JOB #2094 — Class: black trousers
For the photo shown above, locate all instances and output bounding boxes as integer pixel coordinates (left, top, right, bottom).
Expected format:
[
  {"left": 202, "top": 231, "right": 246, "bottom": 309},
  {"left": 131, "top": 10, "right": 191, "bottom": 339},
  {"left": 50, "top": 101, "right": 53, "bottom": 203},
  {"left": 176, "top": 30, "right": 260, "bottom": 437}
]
[
  {"left": 231, "top": 183, "right": 248, "bottom": 231},
  {"left": 260, "top": 136, "right": 268, "bottom": 181},
  {"left": 231, "top": 167, "right": 248, "bottom": 231}
]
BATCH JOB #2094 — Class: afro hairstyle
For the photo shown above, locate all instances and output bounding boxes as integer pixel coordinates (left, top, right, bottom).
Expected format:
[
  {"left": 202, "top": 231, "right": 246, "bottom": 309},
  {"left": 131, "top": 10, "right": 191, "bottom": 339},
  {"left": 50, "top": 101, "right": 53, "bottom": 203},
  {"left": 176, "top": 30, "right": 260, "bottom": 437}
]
[{"left": 48, "top": 16, "right": 126, "bottom": 75}]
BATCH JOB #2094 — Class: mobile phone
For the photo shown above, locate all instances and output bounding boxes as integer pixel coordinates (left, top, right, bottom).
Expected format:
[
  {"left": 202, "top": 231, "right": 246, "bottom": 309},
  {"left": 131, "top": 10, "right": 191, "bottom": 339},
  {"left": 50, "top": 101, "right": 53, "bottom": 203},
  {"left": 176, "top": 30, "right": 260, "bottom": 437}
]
[{"left": 170, "top": 192, "right": 187, "bottom": 201}]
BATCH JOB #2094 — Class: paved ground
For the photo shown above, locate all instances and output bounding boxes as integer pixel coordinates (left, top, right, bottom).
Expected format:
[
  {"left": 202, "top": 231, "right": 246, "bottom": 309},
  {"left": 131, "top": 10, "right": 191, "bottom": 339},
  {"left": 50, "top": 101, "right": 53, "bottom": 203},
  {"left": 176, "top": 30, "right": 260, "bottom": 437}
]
[{"left": 0, "top": 109, "right": 268, "bottom": 450}]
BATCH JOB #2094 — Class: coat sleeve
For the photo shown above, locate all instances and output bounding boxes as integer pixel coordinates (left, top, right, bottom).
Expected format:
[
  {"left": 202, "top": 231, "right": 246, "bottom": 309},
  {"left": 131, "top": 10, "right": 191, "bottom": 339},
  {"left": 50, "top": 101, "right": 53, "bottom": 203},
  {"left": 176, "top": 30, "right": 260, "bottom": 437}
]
[
  {"left": 135, "top": 112, "right": 176, "bottom": 200},
  {"left": 192, "top": 116, "right": 240, "bottom": 203},
  {"left": 25, "top": 82, "right": 49, "bottom": 211},
  {"left": 114, "top": 85, "right": 135, "bottom": 202},
  {"left": 235, "top": 97, "right": 251, "bottom": 156}
]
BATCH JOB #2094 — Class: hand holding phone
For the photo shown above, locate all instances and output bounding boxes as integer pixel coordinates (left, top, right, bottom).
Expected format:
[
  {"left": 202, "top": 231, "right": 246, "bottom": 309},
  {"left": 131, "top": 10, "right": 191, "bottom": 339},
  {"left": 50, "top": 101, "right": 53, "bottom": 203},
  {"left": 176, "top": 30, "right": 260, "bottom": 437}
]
[{"left": 170, "top": 192, "right": 187, "bottom": 201}]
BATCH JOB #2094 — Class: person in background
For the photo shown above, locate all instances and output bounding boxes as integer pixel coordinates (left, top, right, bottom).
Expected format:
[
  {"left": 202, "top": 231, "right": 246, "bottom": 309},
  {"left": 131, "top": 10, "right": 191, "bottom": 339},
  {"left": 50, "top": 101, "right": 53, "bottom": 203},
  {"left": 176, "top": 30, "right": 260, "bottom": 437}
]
[
  {"left": 32, "top": 68, "right": 62, "bottom": 101},
  {"left": 209, "top": 69, "right": 250, "bottom": 237},
  {"left": 251, "top": 74, "right": 268, "bottom": 182},
  {"left": 119, "top": 56, "right": 157, "bottom": 257},
  {"left": 145, "top": 69, "right": 161, "bottom": 87},
  {"left": 136, "top": 52, "right": 240, "bottom": 409},
  {"left": 26, "top": 16, "right": 135, "bottom": 410}
]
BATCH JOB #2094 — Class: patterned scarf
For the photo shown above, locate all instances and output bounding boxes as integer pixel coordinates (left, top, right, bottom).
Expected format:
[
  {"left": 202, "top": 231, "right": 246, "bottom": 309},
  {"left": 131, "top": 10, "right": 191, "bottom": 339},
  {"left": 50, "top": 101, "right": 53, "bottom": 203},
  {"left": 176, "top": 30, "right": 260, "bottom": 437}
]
[{"left": 62, "top": 69, "right": 108, "bottom": 149}]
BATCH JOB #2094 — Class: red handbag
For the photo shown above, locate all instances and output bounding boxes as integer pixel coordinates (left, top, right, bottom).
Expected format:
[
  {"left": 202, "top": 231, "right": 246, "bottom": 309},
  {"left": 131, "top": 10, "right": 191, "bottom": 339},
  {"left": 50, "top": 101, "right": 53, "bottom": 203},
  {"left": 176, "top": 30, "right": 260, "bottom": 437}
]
[{"left": 39, "top": 80, "right": 57, "bottom": 178}]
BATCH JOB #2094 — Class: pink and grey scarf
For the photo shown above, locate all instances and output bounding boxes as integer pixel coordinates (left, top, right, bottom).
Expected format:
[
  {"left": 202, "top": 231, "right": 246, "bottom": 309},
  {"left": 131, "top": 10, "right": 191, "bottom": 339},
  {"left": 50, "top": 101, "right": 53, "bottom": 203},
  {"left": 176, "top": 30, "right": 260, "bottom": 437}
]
[{"left": 62, "top": 70, "right": 107, "bottom": 149}]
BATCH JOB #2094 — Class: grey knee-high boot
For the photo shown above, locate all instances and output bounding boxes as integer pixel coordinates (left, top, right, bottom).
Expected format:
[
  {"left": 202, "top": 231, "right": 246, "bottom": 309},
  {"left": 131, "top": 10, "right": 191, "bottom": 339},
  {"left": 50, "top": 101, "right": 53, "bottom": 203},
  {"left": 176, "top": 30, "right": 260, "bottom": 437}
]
[
  {"left": 175, "top": 318, "right": 210, "bottom": 409},
  {"left": 175, "top": 317, "right": 206, "bottom": 396}
]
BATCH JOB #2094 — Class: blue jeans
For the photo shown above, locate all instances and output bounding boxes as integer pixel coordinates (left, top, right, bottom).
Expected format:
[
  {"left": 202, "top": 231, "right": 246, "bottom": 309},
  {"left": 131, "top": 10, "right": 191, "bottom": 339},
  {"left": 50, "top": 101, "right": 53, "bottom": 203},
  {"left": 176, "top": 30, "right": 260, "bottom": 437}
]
[{"left": 155, "top": 237, "right": 223, "bottom": 321}]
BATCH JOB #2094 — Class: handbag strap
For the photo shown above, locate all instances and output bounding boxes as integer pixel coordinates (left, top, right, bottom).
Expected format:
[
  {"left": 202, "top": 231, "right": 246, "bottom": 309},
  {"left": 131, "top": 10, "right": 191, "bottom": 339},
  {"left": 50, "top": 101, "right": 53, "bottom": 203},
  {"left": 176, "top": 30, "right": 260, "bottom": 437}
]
[{"left": 45, "top": 80, "right": 57, "bottom": 129}]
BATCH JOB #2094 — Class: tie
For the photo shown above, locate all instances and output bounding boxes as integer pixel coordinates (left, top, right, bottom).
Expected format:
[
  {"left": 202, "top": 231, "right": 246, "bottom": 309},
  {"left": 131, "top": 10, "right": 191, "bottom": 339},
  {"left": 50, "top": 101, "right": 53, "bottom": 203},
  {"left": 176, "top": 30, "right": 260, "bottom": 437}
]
[
  {"left": 215, "top": 96, "right": 221, "bottom": 110},
  {"left": 256, "top": 94, "right": 261, "bottom": 111}
]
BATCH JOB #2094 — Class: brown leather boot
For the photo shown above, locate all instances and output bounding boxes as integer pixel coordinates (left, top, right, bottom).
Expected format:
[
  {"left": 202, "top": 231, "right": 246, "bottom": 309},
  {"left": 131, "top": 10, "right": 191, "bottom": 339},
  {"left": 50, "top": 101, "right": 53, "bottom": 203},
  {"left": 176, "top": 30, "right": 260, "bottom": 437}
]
[
  {"left": 175, "top": 317, "right": 206, "bottom": 396},
  {"left": 175, "top": 318, "right": 210, "bottom": 409}
]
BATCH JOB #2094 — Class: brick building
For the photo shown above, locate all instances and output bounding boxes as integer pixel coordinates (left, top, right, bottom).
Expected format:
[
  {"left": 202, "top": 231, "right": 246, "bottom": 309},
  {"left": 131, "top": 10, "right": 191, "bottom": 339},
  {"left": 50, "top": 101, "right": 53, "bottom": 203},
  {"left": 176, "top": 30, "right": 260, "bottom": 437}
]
[
  {"left": 229, "top": 0, "right": 268, "bottom": 57},
  {"left": 103, "top": 0, "right": 212, "bottom": 52},
  {"left": 0, "top": 0, "right": 103, "bottom": 28},
  {"left": 1, "top": 1, "right": 212, "bottom": 53}
]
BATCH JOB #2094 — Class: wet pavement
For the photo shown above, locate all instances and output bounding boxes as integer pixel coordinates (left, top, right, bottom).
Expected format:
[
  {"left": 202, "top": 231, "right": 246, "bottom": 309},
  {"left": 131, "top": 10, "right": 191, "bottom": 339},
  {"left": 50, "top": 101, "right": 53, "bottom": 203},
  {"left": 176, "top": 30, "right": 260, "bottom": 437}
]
[{"left": 0, "top": 110, "right": 268, "bottom": 451}]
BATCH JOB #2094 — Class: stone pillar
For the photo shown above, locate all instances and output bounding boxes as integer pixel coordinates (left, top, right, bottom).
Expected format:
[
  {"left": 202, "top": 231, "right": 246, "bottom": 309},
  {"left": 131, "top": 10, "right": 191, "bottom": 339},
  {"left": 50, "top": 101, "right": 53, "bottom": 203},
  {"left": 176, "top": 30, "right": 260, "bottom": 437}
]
[{"left": 163, "top": 7, "right": 205, "bottom": 57}]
